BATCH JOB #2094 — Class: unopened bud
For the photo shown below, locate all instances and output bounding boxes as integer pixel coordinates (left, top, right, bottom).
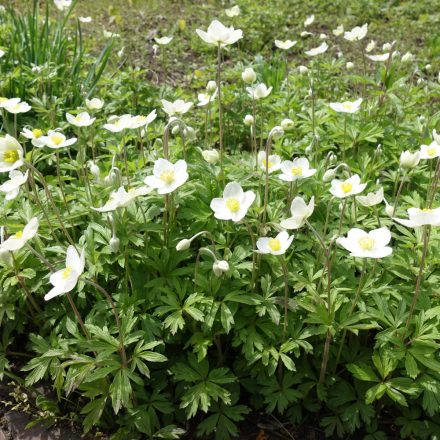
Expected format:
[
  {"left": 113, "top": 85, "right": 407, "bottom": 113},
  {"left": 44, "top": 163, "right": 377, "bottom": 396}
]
[
  {"left": 213, "top": 260, "right": 229, "bottom": 277},
  {"left": 244, "top": 114, "right": 254, "bottom": 126},
  {"left": 176, "top": 239, "right": 191, "bottom": 251},
  {"left": 323, "top": 168, "right": 337, "bottom": 182},
  {"left": 109, "top": 236, "right": 120, "bottom": 253}
]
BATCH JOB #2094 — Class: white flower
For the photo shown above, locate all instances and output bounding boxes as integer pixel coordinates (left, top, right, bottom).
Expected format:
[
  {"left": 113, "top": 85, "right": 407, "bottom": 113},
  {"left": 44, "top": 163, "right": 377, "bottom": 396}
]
[
  {"left": 305, "top": 42, "right": 328, "bottom": 56},
  {"left": 275, "top": 39, "right": 297, "bottom": 50},
  {"left": 225, "top": 5, "right": 240, "bottom": 17},
  {"left": 0, "top": 97, "right": 20, "bottom": 108},
  {"left": 367, "top": 53, "right": 390, "bottom": 62},
  {"left": 337, "top": 227, "right": 392, "bottom": 258},
  {"left": 129, "top": 110, "right": 157, "bottom": 129},
  {"left": 383, "top": 41, "right": 396, "bottom": 51},
  {"left": 202, "top": 149, "right": 220, "bottom": 164},
  {"left": 196, "top": 20, "right": 243, "bottom": 46},
  {"left": 246, "top": 83, "right": 272, "bottom": 100},
  {"left": 206, "top": 80, "right": 217, "bottom": 94},
  {"left": 21, "top": 127, "right": 45, "bottom": 147},
  {"left": 0, "top": 135, "right": 24, "bottom": 172},
  {"left": 213, "top": 260, "right": 229, "bottom": 276},
  {"left": 344, "top": 23, "right": 368, "bottom": 41},
  {"left": 85, "top": 98, "right": 104, "bottom": 110},
  {"left": 66, "top": 111, "right": 96, "bottom": 127},
  {"left": 280, "top": 196, "right": 314, "bottom": 229},
  {"left": 155, "top": 36, "right": 173, "bottom": 45},
  {"left": 210, "top": 182, "right": 255, "bottom": 222},
  {"left": 103, "top": 29, "right": 120, "bottom": 39},
  {"left": 356, "top": 187, "right": 384, "bottom": 207},
  {"left": 346, "top": 62, "right": 354, "bottom": 70},
  {"left": 244, "top": 115, "right": 254, "bottom": 126},
  {"left": 0, "top": 50, "right": 5, "bottom": 58},
  {"left": 420, "top": 141, "right": 440, "bottom": 160},
  {"left": 323, "top": 168, "right": 337, "bottom": 182},
  {"left": 279, "top": 157, "right": 317, "bottom": 182},
  {"left": 401, "top": 52, "right": 414, "bottom": 63},
  {"left": 433, "top": 130, "right": 440, "bottom": 145},
  {"left": 330, "top": 174, "right": 366, "bottom": 198},
  {"left": 4, "top": 101, "right": 31, "bottom": 114},
  {"left": 79, "top": 16, "right": 92, "bottom": 23},
  {"left": 103, "top": 114, "right": 133, "bottom": 132},
  {"left": 44, "top": 246, "right": 85, "bottom": 301},
  {"left": 257, "top": 151, "right": 281, "bottom": 173},
  {"left": 54, "top": 0, "right": 72, "bottom": 11},
  {"left": 176, "top": 238, "right": 192, "bottom": 251},
  {"left": 300, "top": 31, "right": 313, "bottom": 37},
  {"left": 92, "top": 186, "right": 152, "bottom": 212},
  {"left": 281, "top": 119, "right": 294, "bottom": 131},
  {"left": 400, "top": 150, "right": 420, "bottom": 169},
  {"left": 332, "top": 24, "right": 344, "bottom": 36},
  {"left": 298, "top": 65, "right": 309, "bottom": 74},
  {"left": 144, "top": 159, "right": 189, "bottom": 195},
  {"left": 329, "top": 98, "right": 363, "bottom": 113},
  {"left": 197, "top": 90, "right": 217, "bottom": 107},
  {"left": 41, "top": 130, "right": 77, "bottom": 149},
  {"left": 242, "top": 67, "right": 257, "bottom": 83},
  {"left": 161, "top": 99, "right": 193, "bottom": 116},
  {"left": 0, "top": 217, "right": 38, "bottom": 251},
  {"left": 257, "top": 231, "right": 294, "bottom": 255},
  {"left": 366, "top": 40, "right": 376, "bottom": 52},
  {"left": 0, "top": 170, "right": 29, "bottom": 200},
  {"left": 394, "top": 207, "right": 440, "bottom": 228},
  {"left": 304, "top": 14, "right": 315, "bottom": 27}
]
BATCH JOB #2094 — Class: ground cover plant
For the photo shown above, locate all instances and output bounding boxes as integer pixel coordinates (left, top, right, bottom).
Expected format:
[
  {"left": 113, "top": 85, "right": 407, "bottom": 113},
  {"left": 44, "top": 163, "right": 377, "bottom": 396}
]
[{"left": 0, "top": 0, "right": 440, "bottom": 438}]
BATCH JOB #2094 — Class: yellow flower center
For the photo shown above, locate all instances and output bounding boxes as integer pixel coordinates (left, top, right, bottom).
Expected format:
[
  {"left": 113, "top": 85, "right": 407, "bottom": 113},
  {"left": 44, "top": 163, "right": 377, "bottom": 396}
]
[
  {"left": 420, "top": 208, "right": 433, "bottom": 213},
  {"left": 62, "top": 266, "right": 72, "bottom": 279},
  {"left": 50, "top": 134, "right": 64, "bottom": 145},
  {"left": 0, "top": 97, "right": 7, "bottom": 103},
  {"left": 135, "top": 116, "right": 146, "bottom": 123},
  {"left": 32, "top": 128, "right": 43, "bottom": 138},
  {"left": 160, "top": 170, "right": 175, "bottom": 184},
  {"left": 3, "top": 149, "right": 19, "bottom": 163},
  {"left": 268, "top": 238, "right": 281, "bottom": 251},
  {"left": 14, "top": 230, "right": 23, "bottom": 239},
  {"left": 342, "top": 102, "right": 353, "bottom": 111},
  {"left": 341, "top": 182, "right": 353, "bottom": 193},
  {"left": 74, "top": 115, "right": 83, "bottom": 122},
  {"left": 226, "top": 198, "right": 240, "bottom": 213},
  {"left": 427, "top": 147, "right": 437, "bottom": 157},
  {"left": 358, "top": 236, "right": 374, "bottom": 251},
  {"left": 291, "top": 166, "right": 302, "bottom": 176},
  {"left": 262, "top": 159, "right": 273, "bottom": 169}
]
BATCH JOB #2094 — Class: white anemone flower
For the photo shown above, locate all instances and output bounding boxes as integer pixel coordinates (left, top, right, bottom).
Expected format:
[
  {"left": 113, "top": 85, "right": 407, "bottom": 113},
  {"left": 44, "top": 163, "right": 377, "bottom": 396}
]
[
  {"left": 300, "top": 31, "right": 313, "bottom": 37},
  {"left": 304, "top": 15, "right": 315, "bottom": 27},
  {"left": 279, "top": 158, "right": 317, "bottom": 182},
  {"left": 356, "top": 187, "right": 384, "bottom": 207},
  {"left": 0, "top": 97, "right": 20, "bottom": 108},
  {"left": 92, "top": 186, "right": 152, "bottom": 212},
  {"left": 246, "top": 83, "right": 272, "bottom": 100},
  {"left": 155, "top": 36, "right": 173, "bottom": 45},
  {"left": 196, "top": 20, "right": 243, "bottom": 46},
  {"left": 393, "top": 207, "right": 440, "bottom": 228},
  {"left": 257, "top": 151, "right": 281, "bottom": 173},
  {"left": 197, "top": 90, "right": 218, "bottom": 107},
  {"left": 337, "top": 227, "right": 392, "bottom": 258},
  {"left": 66, "top": 111, "right": 96, "bottom": 127},
  {"left": 344, "top": 23, "right": 368, "bottom": 41},
  {"left": 332, "top": 24, "right": 344, "bottom": 36},
  {"left": 4, "top": 101, "right": 31, "bottom": 114},
  {"left": 21, "top": 127, "right": 45, "bottom": 147},
  {"left": 129, "top": 110, "right": 157, "bottom": 129},
  {"left": 366, "top": 40, "right": 376, "bottom": 52},
  {"left": 161, "top": 99, "right": 193, "bottom": 117},
  {"left": 79, "top": 16, "right": 92, "bottom": 23},
  {"left": 85, "top": 98, "right": 104, "bottom": 110},
  {"left": 41, "top": 130, "right": 77, "bottom": 149},
  {"left": 202, "top": 149, "right": 220, "bottom": 164},
  {"left": 210, "top": 182, "right": 255, "bottom": 222},
  {"left": 0, "top": 170, "right": 29, "bottom": 200},
  {"left": 257, "top": 231, "right": 294, "bottom": 255},
  {"left": 330, "top": 174, "right": 366, "bottom": 198},
  {"left": 0, "top": 135, "right": 24, "bottom": 172},
  {"left": 54, "top": 0, "right": 72, "bottom": 11},
  {"left": 400, "top": 150, "right": 420, "bottom": 169},
  {"left": 103, "top": 114, "right": 133, "bottom": 132},
  {"left": 329, "top": 98, "right": 362, "bottom": 113},
  {"left": 44, "top": 245, "right": 85, "bottom": 301},
  {"left": 420, "top": 141, "right": 440, "bottom": 160},
  {"left": 280, "top": 196, "right": 314, "bottom": 229},
  {"left": 0, "top": 217, "right": 38, "bottom": 251},
  {"left": 144, "top": 159, "right": 189, "bottom": 194},
  {"left": 305, "top": 42, "right": 328, "bottom": 56},
  {"left": 225, "top": 5, "right": 240, "bottom": 17},
  {"left": 275, "top": 39, "right": 297, "bottom": 50},
  {"left": 367, "top": 53, "right": 390, "bottom": 62}
]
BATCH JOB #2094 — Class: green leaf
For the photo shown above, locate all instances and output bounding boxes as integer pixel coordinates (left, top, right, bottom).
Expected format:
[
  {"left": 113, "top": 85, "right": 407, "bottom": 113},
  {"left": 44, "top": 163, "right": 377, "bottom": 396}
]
[{"left": 347, "top": 363, "right": 380, "bottom": 382}]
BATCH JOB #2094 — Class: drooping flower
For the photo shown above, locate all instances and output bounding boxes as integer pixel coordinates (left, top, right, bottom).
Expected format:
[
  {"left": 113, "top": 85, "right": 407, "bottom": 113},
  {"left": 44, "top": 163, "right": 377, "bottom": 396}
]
[
  {"left": 40, "top": 130, "right": 77, "bottom": 149},
  {"left": 85, "top": 98, "right": 104, "bottom": 110},
  {"left": 212, "top": 260, "right": 229, "bottom": 276},
  {"left": 420, "top": 141, "right": 440, "bottom": 160},
  {"left": 92, "top": 186, "right": 152, "bottom": 212},
  {"left": 356, "top": 187, "right": 384, "bottom": 207},
  {"left": 0, "top": 135, "right": 24, "bottom": 172},
  {"left": 21, "top": 127, "right": 45, "bottom": 147},
  {"left": 0, "top": 217, "right": 38, "bottom": 251},
  {"left": 246, "top": 83, "right": 272, "bottom": 100},
  {"left": 330, "top": 174, "right": 366, "bottom": 198},
  {"left": 279, "top": 158, "right": 317, "bottom": 182},
  {"left": 257, "top": 151, "right": 282, "bottom": 173},
  {"left": 280, "top": 196, "right": 314, "bottom": 229},
  {"left": 154, "top": 36, "right": 173, "bottom": 45},
  {"left": 196, "top": 20, "right": 243, "bottom": 46},
  {"left": 400, "top": 150, "right": 420, "bottom": 169},
  {"left": 210, "top": 182, "right": 255, "bottom": 222},
  {"left": 144, "top": 159, "right": 189, "bottom": 195},
  {"left": 275, "top": 39, "right": 297, "bottom": 50},
  {"left": 337, "top": 227, "right": 392, "bottom": 258},
  {"left": 0, "top": 170, "right": 29, "bottom": 200},
  {"left": 344, "top": 24, "right": 368, "bottom": 41},
  {"left": 305, "top": 42, "right": 328, "bottom": 56},
  {"left": 225, "top": 5, "right": 240, "bottom": 17},
  {"left": 256, "top": 231, "right": 294, "bottom": 255},
  {"left": 329, "top": 98, "right": 362, "bottom": 113},
  {"left": 394, "top": 207, "right": 440, "bottom": 228},
  {"left": 44, "top": 245, "right": 85, "bottom": 301},
  {"left": 66, "top": 111, "right": 96, "bottom": 127},
  {"left": 161, "top": 99, "right": 193, "bottom": 117}
]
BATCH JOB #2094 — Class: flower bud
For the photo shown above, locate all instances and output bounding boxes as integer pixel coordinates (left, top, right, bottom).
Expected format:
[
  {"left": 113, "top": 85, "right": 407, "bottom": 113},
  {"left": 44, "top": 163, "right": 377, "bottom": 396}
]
[
  {"left": 109, "top": 236, "right": 120, "bottom": 253},
  {"left": 401, "top": 52, "right": 414, "bottom": 64},
  {"left": 323, "top": 168, "right": 337, "bottom": 182},
  {"left": 0, "top": 248, "right": 12, "bottom": 267},
  {"left": 384, "top": 200, "right": 394, "bottom": 218},
  {"left": 176, "top": 238, "right": 191, "bottom": 251},
  {"left": 213, "top": 260, "right": 229, "bottom": 277},
  {"left": 329, "top": 153, "right": 337, "bottom": 164},
  {"left": 400, "top": 150, "right": 420, "bottom": 169},
  {"left": 270, "top": 126, "right": 284, "bottom": 141},
  {"left": 281, "top": 118, "right": 294, "bottom": 132},
  {"left": 206, "top": 80, "right": 217, "bottom": 94},
  {"left": 425, "top": 64, "right": 432, "bottom": 71},
  {"left": 346, "top": 62, "right": 354, "bottom": 70},
  {"left": 242, "top": 67, "right": 257, "bottom": 84},
  {"left": 89, "top": 162, "right": 100, "bottom": 179},
  {"left": 392, "top": 50, "right": 400, "bottom": 60},
  {"left": 375, "top": 144, "right": 382, "bottom": 156},
  {"left": 184, "top": 126, "right": 196, "bottom": 141},
  {"left": 172, "top": 125, "right": 180, "bottom": 135},
  {"left": 202, "top": 149, "right": 220, "bottom": 164},
  {"left": 244, "top": 114, "right": 254, "bottom": 126},
  {"left": 383, "top": 42, "right": 393, "bottom": 51},
  {"left": 305, "top": 145, "right": 313, "bottom": 155},
  {"left": 298, "top": 65, "right": 308, "bottom": 74}
]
